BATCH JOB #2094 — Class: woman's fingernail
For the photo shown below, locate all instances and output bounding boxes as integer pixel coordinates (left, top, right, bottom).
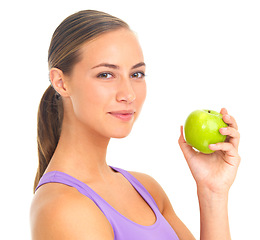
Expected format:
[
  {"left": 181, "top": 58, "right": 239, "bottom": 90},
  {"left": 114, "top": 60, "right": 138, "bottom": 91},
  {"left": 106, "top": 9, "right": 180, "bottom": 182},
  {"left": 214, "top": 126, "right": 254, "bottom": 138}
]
[
  {"left": 209, "top": 144, "right": 217, "bottom": 149},
  {"left": 225, "top": 115, "right": 231, "bottom": 119},
  {"left": 220, "top": 127, "right": 227, "bottom": 132},
  {"left": 219, "top": 128, "right": 227, "bottom": 135}
]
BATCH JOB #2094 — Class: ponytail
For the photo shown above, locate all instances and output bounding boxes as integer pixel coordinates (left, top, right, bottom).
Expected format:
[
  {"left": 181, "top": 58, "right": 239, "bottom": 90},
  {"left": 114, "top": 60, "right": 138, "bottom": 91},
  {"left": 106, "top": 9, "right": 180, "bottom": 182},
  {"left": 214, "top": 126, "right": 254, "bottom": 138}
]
[
  {"left": 33, "top": 85, "right": 63, "bottom": 191},
  {"left": 33, "top": 10, "right": 130, "bottom": 192}
]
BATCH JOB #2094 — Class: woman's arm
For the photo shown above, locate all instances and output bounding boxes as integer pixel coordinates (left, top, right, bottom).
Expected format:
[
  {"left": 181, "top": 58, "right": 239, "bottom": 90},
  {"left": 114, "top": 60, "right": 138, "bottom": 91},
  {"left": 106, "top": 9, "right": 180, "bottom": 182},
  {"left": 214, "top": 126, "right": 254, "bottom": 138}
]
[
  {"left": 179, "top": 108, "right": 241, "bottom": 240},
  {"left": 197, "top": 188, "right": 230, "bottom": 240},
  {"left": 161, "top": 190, "right": 196, "bottom": 240}
]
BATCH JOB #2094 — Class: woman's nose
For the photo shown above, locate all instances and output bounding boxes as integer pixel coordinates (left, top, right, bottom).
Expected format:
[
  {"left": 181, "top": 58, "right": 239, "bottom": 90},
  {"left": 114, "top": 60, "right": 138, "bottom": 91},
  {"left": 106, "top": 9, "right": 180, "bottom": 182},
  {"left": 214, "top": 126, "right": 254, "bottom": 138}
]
[{"left": 116, "top": 79, "right": 136, "bottom": 103}]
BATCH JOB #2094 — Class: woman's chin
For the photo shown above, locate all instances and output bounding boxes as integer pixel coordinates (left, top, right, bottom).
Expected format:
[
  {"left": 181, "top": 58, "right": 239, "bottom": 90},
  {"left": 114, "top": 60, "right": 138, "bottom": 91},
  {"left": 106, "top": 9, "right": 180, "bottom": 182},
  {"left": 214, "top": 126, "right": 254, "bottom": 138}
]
[
  {"left": 111, "top": 132, "right": 132, "bottom": 139},
  {"left": 109, "top": 128, "right": 133, "bottom": 139}
]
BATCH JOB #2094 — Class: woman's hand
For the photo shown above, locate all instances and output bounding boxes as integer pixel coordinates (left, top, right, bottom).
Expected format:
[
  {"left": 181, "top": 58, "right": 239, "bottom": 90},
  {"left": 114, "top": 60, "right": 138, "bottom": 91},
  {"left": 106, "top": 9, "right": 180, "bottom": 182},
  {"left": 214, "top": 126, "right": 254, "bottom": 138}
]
[{"left": 178, "top": 108, "right": 241, "bottom": 196}]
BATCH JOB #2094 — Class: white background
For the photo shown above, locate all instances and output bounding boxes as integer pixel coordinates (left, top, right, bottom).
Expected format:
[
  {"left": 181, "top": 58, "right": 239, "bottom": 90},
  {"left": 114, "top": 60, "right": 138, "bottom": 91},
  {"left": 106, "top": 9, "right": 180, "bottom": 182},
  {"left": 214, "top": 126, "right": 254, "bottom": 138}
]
[{"left": 1, "top": 0, "right": 259, "bottom": 239}]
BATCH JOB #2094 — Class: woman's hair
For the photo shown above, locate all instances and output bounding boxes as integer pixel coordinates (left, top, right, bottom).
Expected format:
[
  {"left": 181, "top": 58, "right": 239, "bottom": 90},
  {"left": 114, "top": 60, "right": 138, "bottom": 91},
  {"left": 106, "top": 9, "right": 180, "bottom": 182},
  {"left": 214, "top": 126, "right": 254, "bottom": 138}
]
[{"left": 34, "top": 10, "right": 129, "bottom": 191}]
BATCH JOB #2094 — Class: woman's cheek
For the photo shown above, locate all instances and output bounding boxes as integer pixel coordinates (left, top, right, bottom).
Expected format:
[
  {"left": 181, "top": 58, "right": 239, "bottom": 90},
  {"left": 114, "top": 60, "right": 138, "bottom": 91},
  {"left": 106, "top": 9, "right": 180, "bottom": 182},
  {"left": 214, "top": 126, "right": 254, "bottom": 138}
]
[{"left": 135, "top": 82, "right": 147, "bottom": 107}]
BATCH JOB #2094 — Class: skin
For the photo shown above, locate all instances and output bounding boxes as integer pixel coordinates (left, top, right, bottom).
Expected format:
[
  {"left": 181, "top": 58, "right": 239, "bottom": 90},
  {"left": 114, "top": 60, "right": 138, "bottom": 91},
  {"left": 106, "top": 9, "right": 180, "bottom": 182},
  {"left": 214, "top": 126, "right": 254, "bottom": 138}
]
[
  {"left": 179, "top": 108, "right": 241, "bottom": 239},
  {"left": 30, "top": 28, "right": 240, "bottom": 240}
]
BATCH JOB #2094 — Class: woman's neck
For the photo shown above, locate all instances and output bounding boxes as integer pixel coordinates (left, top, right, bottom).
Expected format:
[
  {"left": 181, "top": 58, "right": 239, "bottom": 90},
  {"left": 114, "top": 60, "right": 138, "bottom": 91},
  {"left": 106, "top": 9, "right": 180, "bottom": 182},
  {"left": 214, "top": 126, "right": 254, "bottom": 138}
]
[{"left": 46, "top": 116, "right": 112, "bottom": 182}]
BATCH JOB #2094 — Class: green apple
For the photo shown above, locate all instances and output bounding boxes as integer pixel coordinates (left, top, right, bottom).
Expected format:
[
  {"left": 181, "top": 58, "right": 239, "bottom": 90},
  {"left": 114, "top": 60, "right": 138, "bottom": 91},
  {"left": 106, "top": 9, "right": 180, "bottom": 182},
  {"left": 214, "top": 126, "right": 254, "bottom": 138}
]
[{"left": 184, "top": 109, "right": 228, "bottom": 154}]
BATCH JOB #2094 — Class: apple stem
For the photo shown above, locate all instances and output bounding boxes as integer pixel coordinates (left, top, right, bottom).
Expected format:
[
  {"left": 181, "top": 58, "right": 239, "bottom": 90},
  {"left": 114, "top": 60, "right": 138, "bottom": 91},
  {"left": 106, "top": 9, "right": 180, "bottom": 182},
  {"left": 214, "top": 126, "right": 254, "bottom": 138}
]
[{"left": 208, "top": 110, "right": 211, "bottom": 113}]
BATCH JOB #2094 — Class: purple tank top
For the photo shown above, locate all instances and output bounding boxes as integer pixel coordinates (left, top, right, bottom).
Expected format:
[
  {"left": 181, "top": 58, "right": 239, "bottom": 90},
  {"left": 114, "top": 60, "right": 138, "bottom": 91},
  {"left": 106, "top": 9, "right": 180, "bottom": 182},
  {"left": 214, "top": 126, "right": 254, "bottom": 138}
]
[{"left": 35, "top": 166, "right": 179, "bottom": 240}]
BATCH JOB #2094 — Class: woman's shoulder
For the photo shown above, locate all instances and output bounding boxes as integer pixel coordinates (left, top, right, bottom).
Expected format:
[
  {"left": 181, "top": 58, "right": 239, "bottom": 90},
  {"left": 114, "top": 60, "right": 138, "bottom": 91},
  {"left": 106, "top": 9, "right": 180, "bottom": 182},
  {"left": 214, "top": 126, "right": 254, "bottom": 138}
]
[
  {"left": 31, "top": 182, "right": 85, "bottom": 214},
  {"left": 30, "top": 183, "right": 114, "bottom": 239},
  {"left": 128, "top": 171, "right": 168, "bottom": 213}
]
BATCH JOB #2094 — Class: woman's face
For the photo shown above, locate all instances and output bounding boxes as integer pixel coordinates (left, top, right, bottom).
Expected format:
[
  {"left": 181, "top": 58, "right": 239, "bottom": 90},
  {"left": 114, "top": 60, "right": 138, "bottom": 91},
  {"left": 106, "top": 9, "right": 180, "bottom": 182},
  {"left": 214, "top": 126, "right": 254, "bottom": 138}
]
[{"left": 64, "top": 28, "right": 147, "bottom": 139}]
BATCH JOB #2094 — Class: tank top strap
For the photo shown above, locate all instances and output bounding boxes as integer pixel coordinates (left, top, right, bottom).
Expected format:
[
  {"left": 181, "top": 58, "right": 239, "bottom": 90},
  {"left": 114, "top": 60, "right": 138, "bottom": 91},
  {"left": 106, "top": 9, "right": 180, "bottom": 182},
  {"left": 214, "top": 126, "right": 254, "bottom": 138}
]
[
  {"left": 35, "top": 167, "right": 159, "bottom": 212},
  {"left": 110, "top": 166, "right": 160, "bottom": 212},
  {"left": 35, "top": 171, "right": 109, "bottom": 211}
]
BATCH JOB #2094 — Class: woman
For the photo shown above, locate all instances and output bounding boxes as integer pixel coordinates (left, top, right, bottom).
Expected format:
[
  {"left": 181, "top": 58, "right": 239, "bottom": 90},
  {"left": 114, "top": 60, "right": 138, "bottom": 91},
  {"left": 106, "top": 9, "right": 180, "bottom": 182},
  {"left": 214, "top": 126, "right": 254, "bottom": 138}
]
[{"left": 30, "top": 10, "right": 240, "bottom": 240}]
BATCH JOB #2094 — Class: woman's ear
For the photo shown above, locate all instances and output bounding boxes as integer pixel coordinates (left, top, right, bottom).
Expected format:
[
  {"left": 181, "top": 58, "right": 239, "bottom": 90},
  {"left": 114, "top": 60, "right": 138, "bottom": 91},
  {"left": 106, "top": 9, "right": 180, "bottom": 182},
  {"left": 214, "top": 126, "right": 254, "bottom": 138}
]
[{"left": 49, "top": 68, "right": 70, "bottom": 98}]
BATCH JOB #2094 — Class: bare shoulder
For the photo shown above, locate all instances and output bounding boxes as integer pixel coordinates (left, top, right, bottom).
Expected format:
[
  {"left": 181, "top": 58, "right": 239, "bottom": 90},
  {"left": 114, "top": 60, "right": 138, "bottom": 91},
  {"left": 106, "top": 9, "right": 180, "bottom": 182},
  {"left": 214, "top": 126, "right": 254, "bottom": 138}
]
[
  {"left": 30, "top": 183, "right": 114, "bottom": 240},
  {"left": 128, "top": 171, "right": 167, "bottom": 212}
]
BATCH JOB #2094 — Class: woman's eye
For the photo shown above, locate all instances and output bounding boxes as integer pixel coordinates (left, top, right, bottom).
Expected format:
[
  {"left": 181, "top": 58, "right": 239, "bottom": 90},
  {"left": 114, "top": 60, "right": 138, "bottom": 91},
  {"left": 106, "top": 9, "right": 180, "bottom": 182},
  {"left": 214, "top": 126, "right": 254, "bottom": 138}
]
[
  {"left": 131, "top": 72, "right": 145, "bottom": 79},
  {"left": 97, "top": 72, "right": 113, "bottom": 79}
]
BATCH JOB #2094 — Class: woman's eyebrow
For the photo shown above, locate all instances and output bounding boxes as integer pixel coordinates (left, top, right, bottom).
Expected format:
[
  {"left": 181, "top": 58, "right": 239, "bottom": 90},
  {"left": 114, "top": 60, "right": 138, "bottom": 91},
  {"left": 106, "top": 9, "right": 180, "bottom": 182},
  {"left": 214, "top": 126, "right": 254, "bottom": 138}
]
[
  {"left": 91, "top": 63, "right": 119, "bottom": 69},
  {"left": 131, "top": 62, "right": 146, "bottom": 69},
  {"left": 91, "top": 62, "right": 146, "bottom": 70}
]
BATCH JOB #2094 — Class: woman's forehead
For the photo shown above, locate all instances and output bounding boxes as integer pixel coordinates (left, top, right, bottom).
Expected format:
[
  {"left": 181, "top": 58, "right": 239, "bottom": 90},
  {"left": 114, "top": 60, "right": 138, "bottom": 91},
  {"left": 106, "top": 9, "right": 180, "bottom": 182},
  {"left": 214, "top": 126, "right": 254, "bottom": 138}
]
[{"left": 79, "top": 29, "right": 144, "bottom": 65}]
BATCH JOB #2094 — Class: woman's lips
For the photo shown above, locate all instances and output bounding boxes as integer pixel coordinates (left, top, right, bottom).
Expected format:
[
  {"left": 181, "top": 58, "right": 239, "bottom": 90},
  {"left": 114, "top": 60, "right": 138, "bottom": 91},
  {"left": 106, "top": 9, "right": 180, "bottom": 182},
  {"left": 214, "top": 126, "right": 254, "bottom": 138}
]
[{"left": 108, "top": 111, "right": 135, "bottom": 121}]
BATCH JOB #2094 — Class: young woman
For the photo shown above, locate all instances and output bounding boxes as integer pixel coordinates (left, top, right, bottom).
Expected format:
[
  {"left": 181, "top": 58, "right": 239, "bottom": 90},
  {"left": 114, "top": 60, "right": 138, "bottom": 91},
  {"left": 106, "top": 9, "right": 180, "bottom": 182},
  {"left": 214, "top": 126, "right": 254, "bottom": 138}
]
[{"left": 30, "top": 10, "right": 240, "bottom": 240}]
